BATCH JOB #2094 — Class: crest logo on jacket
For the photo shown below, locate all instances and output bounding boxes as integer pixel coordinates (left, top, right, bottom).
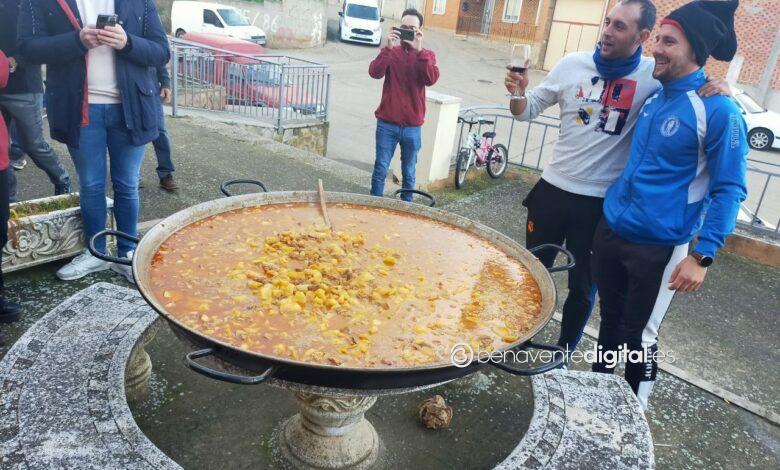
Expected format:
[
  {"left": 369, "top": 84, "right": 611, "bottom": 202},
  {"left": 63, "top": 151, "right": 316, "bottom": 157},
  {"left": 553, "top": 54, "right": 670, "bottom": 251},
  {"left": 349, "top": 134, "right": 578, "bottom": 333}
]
[{"left": 660, "top": 115, "right": 680, "bottom": 137}]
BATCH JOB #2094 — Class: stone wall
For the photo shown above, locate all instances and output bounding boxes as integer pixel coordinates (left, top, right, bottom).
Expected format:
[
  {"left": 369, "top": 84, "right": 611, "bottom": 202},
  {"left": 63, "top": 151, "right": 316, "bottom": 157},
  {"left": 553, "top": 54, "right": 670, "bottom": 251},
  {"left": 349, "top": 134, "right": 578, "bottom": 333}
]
[
  {"left": 243, "top": 121, "right": 329, "bottom": 156},
  {"left": 154, "top": 0, "right": 328, "bottom": 49},
  {"left": 275, "top": 122, "right": 329, "bottom": 156},
  {"left": 180, "top": 86, "right": 228, "bottom": 110}
]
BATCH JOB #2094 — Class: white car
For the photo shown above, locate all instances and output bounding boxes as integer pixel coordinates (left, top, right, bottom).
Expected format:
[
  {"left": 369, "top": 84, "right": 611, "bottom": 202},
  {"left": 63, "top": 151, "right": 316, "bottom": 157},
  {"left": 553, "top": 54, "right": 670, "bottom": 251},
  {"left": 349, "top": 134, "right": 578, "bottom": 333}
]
[
  {"left": 171, "top": 1, "right": 266, "bottom": 45},
  {"left": 339, "top": 0, "right": 383, "bottom": 46},
  {"left": 733, "top": 89, "right": 780, "bottom": 150}
]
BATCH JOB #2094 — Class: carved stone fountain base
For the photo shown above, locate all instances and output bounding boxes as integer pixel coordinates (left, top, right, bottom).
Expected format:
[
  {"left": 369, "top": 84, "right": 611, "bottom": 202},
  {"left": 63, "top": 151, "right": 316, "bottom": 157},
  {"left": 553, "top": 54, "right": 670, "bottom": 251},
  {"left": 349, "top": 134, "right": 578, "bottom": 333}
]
[
  {"left": 270, "top": 380, "right": 446, "bottom": 470},
  {"left": 125, "top": 321, "right": 159, "bottom": 403},
  {"left": 279, "top": 393, "right": 379, "bottom": 470}
]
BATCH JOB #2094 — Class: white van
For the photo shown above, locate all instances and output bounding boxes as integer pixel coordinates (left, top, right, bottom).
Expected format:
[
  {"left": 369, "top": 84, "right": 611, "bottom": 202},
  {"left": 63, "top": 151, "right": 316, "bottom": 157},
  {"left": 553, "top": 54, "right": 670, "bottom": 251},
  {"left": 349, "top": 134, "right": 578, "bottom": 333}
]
[
  {"left": 339, "top": 0, "right": 383, "bottom": 46},
  {"left": 171, "top": 1, "right": 266, "bottom": 45}
]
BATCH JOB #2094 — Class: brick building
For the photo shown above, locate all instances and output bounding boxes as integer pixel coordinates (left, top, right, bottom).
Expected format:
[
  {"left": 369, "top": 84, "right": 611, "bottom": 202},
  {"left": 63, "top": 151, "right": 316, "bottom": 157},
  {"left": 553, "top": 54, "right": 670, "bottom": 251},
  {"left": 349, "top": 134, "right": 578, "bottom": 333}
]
[
  {"left": 408, "top": 0, "right": 779, "bottom": 106},
  {"left": 415, "top": 0, "right": 552, "bottom": 63},
  {"left": 635, "top": 0, "right": 780, "bottom": 106}
]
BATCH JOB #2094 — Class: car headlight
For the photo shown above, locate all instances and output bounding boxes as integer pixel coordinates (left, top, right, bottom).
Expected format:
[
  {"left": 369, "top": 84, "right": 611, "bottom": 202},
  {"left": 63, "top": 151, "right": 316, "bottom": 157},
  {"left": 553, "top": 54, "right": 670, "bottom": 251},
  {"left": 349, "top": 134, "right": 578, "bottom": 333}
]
[{"left": 373, "top": 26, "right": 381, "bottom": 32}]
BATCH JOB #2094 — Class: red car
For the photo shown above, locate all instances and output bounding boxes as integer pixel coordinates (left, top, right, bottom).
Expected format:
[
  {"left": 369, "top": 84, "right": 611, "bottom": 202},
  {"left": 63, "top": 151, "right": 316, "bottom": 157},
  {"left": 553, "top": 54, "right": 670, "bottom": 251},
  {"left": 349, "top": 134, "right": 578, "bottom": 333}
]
[{"left": 179, "top": 33, "right": 323, "bottom": 114}]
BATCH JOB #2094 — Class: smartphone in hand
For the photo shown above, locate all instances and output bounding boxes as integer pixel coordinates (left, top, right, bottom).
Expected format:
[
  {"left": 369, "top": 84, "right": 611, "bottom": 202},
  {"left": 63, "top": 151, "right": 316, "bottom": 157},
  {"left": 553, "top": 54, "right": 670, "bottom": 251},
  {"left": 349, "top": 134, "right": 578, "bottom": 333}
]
[
  {"left": 392, "top": 27, "right": 415, "bottom": 42},
  {"left": 96, "top": 14, "right": 118, "bottom": 29}
]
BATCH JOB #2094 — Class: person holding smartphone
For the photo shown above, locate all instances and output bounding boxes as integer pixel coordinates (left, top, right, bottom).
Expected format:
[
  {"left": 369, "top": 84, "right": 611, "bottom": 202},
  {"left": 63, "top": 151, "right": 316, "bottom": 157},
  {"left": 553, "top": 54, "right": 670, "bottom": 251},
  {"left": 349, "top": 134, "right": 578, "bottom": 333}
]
[
  {"left": 18, "top": 0, "right": 170, "bottom": 283},
  {"left": 368, "top": 8, "right": 439, "bottom": 202}
]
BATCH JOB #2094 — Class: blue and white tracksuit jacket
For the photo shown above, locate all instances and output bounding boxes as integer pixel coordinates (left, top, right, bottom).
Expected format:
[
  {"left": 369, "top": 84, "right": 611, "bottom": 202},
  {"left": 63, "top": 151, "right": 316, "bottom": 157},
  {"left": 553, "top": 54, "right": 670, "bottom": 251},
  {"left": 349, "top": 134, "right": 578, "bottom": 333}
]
[{"left": 603, "top": 69, "right": 748, "bottom": 258}]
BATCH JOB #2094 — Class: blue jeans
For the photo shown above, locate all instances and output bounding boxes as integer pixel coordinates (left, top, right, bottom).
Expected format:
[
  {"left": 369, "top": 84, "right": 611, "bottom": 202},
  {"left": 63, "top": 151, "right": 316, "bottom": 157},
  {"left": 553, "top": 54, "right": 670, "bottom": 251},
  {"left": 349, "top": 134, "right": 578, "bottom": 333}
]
[
  {"left": 8, "top": 120, "right": 24, "bottom": 161},
  {"left": 152, "top": 97, "right": 174, "bottom": 179},
  {"left": 68, "top": 104, "right": 145, "bottom": 257},
  {"left": 370, "top": 120, "right": 421, "bottom": 202},
  {"left": 1, "top": 93, "right": 71, "bottom": 201}
]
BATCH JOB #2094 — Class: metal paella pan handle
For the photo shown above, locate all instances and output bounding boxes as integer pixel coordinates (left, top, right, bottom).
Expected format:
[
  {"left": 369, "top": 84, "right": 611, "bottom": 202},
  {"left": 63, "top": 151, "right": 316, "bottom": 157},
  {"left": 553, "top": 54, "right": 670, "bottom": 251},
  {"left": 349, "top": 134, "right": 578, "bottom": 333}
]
[
  {"left": 220, "top": 179, "right": 269, "bottom": 197},
  {"left": 529, "top": 244, "right": 575, "bottom": 273},
  {"left": 89, "top": 229, "right": 140, "bottom": 265},
  {"left": 185, "top": 348, "right": 276, "bottom": 385},
  {"left": 490, "top": 341, "right": 566, "bottom": 376},
  {"left": 392, "top": 189, "right": 437, "bottom": 207}
]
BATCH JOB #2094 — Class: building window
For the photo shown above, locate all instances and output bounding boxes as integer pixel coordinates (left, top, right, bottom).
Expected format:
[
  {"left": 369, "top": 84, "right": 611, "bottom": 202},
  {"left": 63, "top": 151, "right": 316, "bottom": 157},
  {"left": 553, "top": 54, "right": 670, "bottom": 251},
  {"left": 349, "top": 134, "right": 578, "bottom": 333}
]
[
  {"left": 503, "top": 0, "right": 523, "bottom": 23},
  {"left": 433, "top": 0, "right": 446, "bottom": 15}
]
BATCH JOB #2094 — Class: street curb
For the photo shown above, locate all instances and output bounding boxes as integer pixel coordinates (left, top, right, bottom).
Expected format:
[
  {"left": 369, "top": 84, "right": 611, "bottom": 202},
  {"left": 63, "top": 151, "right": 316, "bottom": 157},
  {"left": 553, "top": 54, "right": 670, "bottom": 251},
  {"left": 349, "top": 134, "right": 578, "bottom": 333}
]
[{"left": 723, "top": 229, "right": 780, "bottom": 267}]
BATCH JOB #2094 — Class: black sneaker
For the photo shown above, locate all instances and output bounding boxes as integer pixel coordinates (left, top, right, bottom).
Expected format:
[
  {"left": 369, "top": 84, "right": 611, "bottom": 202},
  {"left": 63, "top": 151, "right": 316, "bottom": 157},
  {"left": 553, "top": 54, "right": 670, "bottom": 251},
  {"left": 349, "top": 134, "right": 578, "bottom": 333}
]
[
  {"left": 54, "top": 183, "right": 71, "bottom": 196},
  {"left": 0, "top": 299, "right": 21, "bottom": 323}
]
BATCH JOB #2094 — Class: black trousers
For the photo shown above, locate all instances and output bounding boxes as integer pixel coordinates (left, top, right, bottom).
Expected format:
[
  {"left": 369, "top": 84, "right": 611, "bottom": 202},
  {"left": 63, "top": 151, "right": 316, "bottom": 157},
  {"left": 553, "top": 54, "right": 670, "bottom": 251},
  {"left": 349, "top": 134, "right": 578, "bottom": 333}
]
[
  {"left": 523, "top": 178, "right": 603, "bottom": 353},
  {"left": 1, "top": 167, "right": 8, "bottom": 294},
  {"left": 590, "top": 219, "right": 688, "bottom": 410}
]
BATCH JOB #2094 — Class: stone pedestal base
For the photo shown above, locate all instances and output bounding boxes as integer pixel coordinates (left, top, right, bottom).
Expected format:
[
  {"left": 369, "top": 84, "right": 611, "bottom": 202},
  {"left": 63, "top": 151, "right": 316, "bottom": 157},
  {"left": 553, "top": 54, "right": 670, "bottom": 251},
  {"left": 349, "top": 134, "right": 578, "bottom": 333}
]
[
  {"left": 125, "top": 320, "right": 158, "bottom": 402},
  {"left": 279, "top": 393, "right": 379, "bottom": 469}
]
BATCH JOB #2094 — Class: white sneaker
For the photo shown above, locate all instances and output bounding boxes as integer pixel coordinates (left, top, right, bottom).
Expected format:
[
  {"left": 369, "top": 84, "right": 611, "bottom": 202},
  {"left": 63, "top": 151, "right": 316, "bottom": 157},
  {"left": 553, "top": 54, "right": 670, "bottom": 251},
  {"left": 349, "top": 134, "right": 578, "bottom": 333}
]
[
  {"left": 110, "top": 250, "right": 136, "bottom": 285},
  {"left": 10, "top": 158, "right": 27, "bottom": 171},
  {"left": 56, "top": 249, "right": 110, "bottom": 281}
]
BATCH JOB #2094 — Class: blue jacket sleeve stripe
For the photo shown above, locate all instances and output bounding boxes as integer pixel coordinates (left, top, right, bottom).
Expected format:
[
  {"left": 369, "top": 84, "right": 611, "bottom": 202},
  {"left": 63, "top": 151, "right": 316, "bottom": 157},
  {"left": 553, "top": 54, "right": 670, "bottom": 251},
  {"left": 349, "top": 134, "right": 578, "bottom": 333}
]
[
  {"left": 694, "top": 100, "right": 749, "bottom": 258},
  {"left": 686, "top": 90, "right": 710, "bottom": 204}
]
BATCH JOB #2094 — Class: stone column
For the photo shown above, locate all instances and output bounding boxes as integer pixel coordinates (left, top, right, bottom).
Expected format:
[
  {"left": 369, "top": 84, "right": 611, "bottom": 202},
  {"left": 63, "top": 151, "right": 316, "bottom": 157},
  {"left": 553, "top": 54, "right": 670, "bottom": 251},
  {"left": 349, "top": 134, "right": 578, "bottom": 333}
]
[
  {"left": 125, "top": 321, "right": 159, "bottom": 403},
  {"left": 390, "top": 91, "right": 462, "bottom": 190},
  {"left": 279, "top": 392, "right": 379, "bottom": 469}
]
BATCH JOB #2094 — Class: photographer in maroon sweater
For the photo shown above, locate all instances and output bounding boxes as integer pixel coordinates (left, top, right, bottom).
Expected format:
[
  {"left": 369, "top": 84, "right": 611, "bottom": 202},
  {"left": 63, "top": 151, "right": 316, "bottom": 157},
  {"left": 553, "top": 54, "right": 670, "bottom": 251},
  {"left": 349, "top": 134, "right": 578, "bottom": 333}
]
[{"left": 368, "top": 8, "right": 439, "bottom": 202}]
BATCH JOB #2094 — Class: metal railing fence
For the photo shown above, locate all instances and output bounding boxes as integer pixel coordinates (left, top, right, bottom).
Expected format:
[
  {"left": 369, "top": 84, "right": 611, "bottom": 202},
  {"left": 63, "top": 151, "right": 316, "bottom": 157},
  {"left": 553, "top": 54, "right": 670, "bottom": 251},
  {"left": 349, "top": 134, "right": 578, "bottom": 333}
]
[
  {"left": 169, "top": 37, "right": 330, "bottom": 131},
  {"left": 455, "top": 105, "right": 779, "bottom": 238}
]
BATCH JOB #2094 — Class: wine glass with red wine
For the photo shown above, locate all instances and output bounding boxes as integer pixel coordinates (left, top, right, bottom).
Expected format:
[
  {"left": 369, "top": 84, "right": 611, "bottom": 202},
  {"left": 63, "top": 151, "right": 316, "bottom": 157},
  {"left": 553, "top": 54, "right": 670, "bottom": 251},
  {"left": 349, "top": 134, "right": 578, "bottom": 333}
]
[{"left": 509, "top": 44, "right": 532, "bottom": 73}]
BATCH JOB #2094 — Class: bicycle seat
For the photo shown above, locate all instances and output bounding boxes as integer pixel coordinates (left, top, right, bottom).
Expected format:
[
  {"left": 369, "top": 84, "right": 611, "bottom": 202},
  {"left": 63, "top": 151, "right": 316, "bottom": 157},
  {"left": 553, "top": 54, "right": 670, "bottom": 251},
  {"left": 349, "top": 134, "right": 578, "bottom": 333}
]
[{"left": 482, "top": 131, "right": 496, "bottom": 138}]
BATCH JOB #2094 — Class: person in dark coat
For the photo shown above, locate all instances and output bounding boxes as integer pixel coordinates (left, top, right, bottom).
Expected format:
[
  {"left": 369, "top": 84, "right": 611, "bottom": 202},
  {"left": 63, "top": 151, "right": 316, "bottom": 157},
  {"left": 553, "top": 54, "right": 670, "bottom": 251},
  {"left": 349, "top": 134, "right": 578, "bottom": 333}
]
[
  {"left": 0, "top": 0, "right": 71, "bottom": 202},
  {"left": 18, "top": 0, "right": 170, "bottom": 283}
]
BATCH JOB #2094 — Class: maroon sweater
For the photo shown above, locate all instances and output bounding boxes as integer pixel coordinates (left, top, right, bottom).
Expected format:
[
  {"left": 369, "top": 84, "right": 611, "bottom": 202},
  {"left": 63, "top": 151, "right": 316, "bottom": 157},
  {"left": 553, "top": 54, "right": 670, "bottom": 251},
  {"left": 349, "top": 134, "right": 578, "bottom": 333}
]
[{"left": 368, "top": 46, "right": 439, "bottom": 127}]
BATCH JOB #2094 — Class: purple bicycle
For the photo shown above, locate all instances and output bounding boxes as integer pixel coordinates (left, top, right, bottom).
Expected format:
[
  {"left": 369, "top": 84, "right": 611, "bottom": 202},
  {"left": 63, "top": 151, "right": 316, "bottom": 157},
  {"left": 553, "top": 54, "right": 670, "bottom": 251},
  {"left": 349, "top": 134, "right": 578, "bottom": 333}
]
[{"left": 455, "top": 116, "right": 508, "bottom": 189}]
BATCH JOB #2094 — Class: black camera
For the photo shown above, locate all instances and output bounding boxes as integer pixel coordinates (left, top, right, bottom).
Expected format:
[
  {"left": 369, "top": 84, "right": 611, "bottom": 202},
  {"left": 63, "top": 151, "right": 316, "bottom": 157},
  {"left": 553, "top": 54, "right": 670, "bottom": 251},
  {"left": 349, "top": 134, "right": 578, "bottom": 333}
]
[{"left": 393, "top": 27, "right": 415, "bottom": 42}]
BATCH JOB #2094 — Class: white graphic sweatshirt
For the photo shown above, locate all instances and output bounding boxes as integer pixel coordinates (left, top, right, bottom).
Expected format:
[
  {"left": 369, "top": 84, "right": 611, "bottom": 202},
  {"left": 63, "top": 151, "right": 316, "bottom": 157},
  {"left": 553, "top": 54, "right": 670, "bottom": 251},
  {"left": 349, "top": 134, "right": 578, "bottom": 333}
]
[{"left": 515, "top": 51, "right": 659, "bottom": 197}]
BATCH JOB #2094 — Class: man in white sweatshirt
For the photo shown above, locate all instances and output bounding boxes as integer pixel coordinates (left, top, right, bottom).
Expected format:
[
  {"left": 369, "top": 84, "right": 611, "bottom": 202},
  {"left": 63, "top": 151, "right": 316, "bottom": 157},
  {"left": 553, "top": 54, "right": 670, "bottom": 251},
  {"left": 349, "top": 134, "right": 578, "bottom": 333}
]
[{"left": 504, "top": 0, "right": 728, "bottom": 359}]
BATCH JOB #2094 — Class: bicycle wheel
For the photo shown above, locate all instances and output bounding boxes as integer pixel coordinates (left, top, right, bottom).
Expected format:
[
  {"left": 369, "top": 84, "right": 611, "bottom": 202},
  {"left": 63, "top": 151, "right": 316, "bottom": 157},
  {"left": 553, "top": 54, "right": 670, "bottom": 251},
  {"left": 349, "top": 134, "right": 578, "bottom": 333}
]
[
  {"left": 455, "top": 149, "right": 471, "bottom": 189},
  {"left": 487, "top": 144, "right": 508, "bottom": 179}
]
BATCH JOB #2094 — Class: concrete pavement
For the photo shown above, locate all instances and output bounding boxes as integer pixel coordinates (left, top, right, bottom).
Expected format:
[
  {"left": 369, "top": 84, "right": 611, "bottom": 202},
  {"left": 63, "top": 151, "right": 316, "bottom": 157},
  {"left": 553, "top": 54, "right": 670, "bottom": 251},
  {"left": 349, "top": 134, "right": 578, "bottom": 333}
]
[{"left": 3, "top": 112, "right": 778, "bottom": 468}]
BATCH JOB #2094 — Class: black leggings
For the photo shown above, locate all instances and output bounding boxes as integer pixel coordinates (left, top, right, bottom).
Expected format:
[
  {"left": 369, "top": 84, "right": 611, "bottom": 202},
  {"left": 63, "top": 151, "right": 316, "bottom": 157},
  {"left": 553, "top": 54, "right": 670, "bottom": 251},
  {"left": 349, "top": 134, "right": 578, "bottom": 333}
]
[{"left": 523, "top": 178, "right": 603, "bottom": 353}]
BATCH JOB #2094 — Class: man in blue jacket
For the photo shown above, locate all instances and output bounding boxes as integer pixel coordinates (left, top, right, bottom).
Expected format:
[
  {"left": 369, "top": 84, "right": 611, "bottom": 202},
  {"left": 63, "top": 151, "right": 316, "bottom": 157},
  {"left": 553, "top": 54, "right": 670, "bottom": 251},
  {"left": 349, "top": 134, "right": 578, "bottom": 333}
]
[
  {"left": 591, "top": 0, "right": 747, "bottom": 410},
  {"left": 18, "top": 0, "right": 170, "bottom": 283}
]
